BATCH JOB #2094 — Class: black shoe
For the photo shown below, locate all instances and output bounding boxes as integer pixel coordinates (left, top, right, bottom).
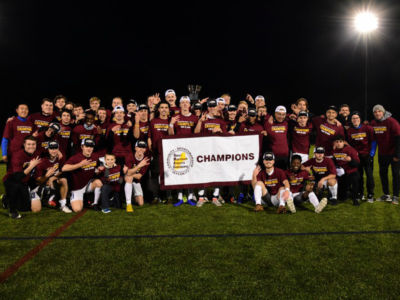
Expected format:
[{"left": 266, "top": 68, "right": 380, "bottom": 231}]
[
  {"left": 353, "top": 199, "right": 360, "bottom": 206},
  {"left": 92, "top": 204, "right": 101, "bottom": 211},
  {"left": 9, "top": 211, "right": 22, "bottom": 219},
  {"left": 1, "top": 194, "right": 8, "bottom": 209},
  {"left": 329, "top": 198, "right": 338, "bottom": 206}
]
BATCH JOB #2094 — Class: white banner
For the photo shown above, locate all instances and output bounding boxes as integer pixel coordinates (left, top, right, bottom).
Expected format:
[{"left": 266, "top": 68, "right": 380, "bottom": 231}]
[{"left": 160, "top": 134, "right": 260, "bottom": 189}]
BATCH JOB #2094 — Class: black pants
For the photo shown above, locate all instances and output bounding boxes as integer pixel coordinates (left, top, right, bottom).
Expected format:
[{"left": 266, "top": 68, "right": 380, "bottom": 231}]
[
  {"left": 338, "top": 172, "right": 360, "bottom": 201},
  {"left": 149, "top": 154, "right": 161, "bottom": 199},
  {"left": 358, "top": 154, "right": 375, "bottom": 196},
  {"left": 100, "top": 184, "right": 118, "bottom": 209},
  {"left": 378, "top": 155, "right": 400, "bottom": 196},
  {"left": 4, "top": 178, "right": 31, "bottom": 213}
]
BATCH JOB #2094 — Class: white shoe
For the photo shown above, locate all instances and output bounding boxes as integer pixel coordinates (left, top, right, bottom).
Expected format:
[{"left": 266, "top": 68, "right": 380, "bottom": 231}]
[
  {"left": 212, "top": 198, "right": 222, "bottom": 207},
  {"left": 196, "top": 199, "right": 205, "bottom": 207},
  {"left": 286, "top": 198, "right": 296, "bottom": 213},
  {"left": 61, "top": 206, "right": 72, "bottom": 213},
  {"left": 315, "top": 198, "right": 328, "bottom": 214}
]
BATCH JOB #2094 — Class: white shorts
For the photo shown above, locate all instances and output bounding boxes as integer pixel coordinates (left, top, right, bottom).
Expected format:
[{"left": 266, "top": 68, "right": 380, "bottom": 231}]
[
  {"left": 133, "top": 182, "right": 143, "bottom": 197},
  {"left": 270, "top": 189, "right": 293, "bottom": 207},
  {"left": 292, "top": 153, "right": 309, "bottom": 164},
  {"left": 70, "top": 182, "right": 94, "bottom": 202},
  {"left": 29, "top": 187, "right": 41, "bottom": 202}
]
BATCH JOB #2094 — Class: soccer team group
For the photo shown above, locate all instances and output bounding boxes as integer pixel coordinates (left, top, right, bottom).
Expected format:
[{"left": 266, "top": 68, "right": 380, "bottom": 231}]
[{"left": 1, "top": 90, "right": 400, "bottom": 218}]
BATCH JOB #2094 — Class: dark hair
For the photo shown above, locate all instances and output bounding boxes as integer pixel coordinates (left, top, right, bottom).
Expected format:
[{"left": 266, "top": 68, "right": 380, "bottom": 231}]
[
  {"left": 154, "top": 101, "right": 170, "bottom": 118},
  {"left": 74, "top": 103, "right": 83, "bottom": 109},
  {"left": 16, "top": 103, "right": 29, "bottom": 109},
  {"left": 291, "top": 154, "right": 302, "bottom": 162},
  {"left": 85, "top": 109, "right": 96, "bottom": 117},
  {"left": 54, "top": 95, "right": 67, "bottom": 103},
  {"left": 65, "top": 101, "right": 75, "bottom": 108},
  {"left": 24, "top": 135, "right": 37, "bottom": 143},
  {"left": 61, "top": 109, "right": 73, "bottom": 118},
  {"left": 42, "top": 98, "right": 53, "bottom": 104},
  {"left": 296, "top": 97, "right": 309, "bottom": 111},
  {"left": 340, "top": 104, "right": 350, "bottom": 109},
  {"left": 98, "top": 106, "right": 107, "bottom": 112}
]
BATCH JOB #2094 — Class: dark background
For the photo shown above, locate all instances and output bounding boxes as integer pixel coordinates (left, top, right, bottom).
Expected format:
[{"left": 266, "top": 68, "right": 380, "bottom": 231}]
[{"left": 0, "top": 0, "right": 399, "bottom": 128}]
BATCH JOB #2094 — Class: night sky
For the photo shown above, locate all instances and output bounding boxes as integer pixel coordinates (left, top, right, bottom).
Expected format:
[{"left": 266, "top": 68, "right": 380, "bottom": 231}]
[{"left": 1, "top": 0, "right": 399, "bottom": 127}]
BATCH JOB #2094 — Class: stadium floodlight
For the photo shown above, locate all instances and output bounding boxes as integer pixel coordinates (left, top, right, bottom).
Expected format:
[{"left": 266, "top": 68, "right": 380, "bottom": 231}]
[{"left": 354, "top": 11, "right": 378, "bottom": 33}]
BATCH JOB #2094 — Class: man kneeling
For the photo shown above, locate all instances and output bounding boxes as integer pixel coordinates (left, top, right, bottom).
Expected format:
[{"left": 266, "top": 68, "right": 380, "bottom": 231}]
[{"left": 252, "top": 152, "right": 295, "bottom": 213}]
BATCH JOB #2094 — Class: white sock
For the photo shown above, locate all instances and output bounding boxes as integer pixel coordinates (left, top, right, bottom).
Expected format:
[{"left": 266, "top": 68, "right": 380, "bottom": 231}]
[
  {"left": 94, "top": 187, "right": 101, "bottom": 205},
  {"left": 254, "top": 185, "right": 262, "bottom": 205},
  {"left": 198, "top": 189, "right": 205, "bottom": 197},
  {"left": 188, "top": 192, "right": 193, "bottom": 200},
  {"left": 213, "top": 188, "right": 220, "bottom": 197},
  {"left": 329, "top": 183, "right": 338, "bottom": 199},
  {"left": 279, "top": 198, "right": 285, "bottom": 206},
  {"left": 178, "top": 192, "right": 183, "bottom": 200},
  {"left": 308, "top": 192, "right": 319, "bottom": 208},
  {"left": 59, "top": 199, "right": 66, "bottom": 208},
  {"left": 125, "top": 183, "right": 132, "bottom": 204}
]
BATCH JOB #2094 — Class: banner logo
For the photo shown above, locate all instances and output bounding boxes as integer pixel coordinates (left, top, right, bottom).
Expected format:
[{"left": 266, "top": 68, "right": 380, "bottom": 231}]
[{"left": 167, "top": 147, "right": 194, "bottom": 175}]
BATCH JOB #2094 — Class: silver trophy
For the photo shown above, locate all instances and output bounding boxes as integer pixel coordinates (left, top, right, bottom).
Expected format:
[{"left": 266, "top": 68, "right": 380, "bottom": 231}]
[{"left": 188, "top": 84, "right": 202, "bottom": 103}]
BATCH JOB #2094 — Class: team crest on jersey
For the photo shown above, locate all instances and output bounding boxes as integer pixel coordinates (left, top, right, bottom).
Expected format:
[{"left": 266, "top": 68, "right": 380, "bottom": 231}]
[
  {"left": 373, "top": 126, "right": 387, "bottom": 134},
  {"left": 271, "top": 126, "right": 286, "bottom": 133},
  {"left": 351, "top": 132, "right": 366, "bottom": 140},
  {"left": 167, "top": 147, "right": 194, "bottom": 175},
  {"left": 265, "top": 178, "right": 278, "bottom": 186},
  {"left": 35, "top": 120, "right": 49, "bottom": 127},
  {"left": 320, "top": 124, "right": 335, "bottom": 136},
  {"left": 17, "top": 126, "right": 33, "bottom": 133}
]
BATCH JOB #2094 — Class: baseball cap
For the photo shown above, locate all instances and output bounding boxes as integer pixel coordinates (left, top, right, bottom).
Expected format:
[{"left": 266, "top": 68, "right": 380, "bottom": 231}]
[
  {"left": 128, "top": 99, "right": 138, "bottom": 106},
  {"left": 255, "top": 95, "right": 265, "bottom": 101},
  {"left": 179, "top": 96, "right": 191, "bottom": 103},
  {"left": 165, "top": 89, "right": 176, "bottom": 97},
  {"left": 49, "top": 122, "right": 61, "bottom": 133},
  {"left": 113, "top": 105, "right": 125, "bottom": 113},
  {"left": 227, "top": 104, "right": 237, "bottom": 111},
  {"left": 216, "top": 98, "right": 226, "bottom": 105},
  {"left": 81, "top": 138, "right": 95, "bottom": 147},
  {"left": 48, "top": 140, "right": 59, "bottom": 149},
  {"left": 207, "top": 99, "right": 217, "bottom": 107},
  {"left": 193, "top": 102, "right": 202, "bottom": 110},
  {"left": 326, "top": 105, "right": 338, "bottom": 112},
  {"left": 135, "top": 140, "right": 147, "bottom": 148},
  {"left": 248, "top": 108, "right": 257, "bottom": 117},
  {"left": 275, "top": 105, "right": 287, "bottom": 113},
  {"left": 263, "top": 152, "right": 275, "bottom": 161},
  {"left": 314, "top": 146, "right": 325, "bottom": 154},
  {"left": 298, "top": 111, "right": 309, "bottom": 118},
  {"left": 138, "top": 104, "right": 148, "bottom": 111}
]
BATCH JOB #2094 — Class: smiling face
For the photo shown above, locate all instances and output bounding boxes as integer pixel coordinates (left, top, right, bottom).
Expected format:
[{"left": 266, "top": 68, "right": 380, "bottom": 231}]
[
  {"left": 105, "top": 154, "right": 116, "bottom": 168},
  {"left": 61, "top": 111, "right": 71, "bottom": 124},
  {"left": 81, "top": 145, "right": 94, "bottom": 157},
  {"left": 180, "top": 100, "right": 191, "bottom": 113},
  {"left": 24, "top": 139, "right": 37, "bottom": 154},
  {"left": 55, "top": 98, "right": 66, "bottom": 110},
  {"left": 114, "top": 110, "right": 125, "bottom": 122},
  {"left": 165, "top": 93, "right": 177, "bottom": 106},
  {"left": 41, "top": 101, "right": 53, "bottom": 115},
  {"left": 97, "top": 109, "right": 107, "bottom": 122},
  {"left": 326, "top": 109, "right": 337, "bottom": 121},
  {"left": 127, "top": 103, "right": 137, "bottom": 113},
  {"left": 334, "top": 139, "right": 344, "bottom": 150},
  {"left": 135, "top": 146, "right": 146, "bottom": 156},
  {"left": 16, "top": 104, "right": 29, "bottom": 118},
  {"left": 297, "top": 115, "right": 308, "bottom": 126},
  {"left": 373, "top": 109, "right": 384, "bottom": 121},
  {"left": 90, "top": 100, "right": 100, "bottom": 112},
  {"left": 275, "top": 111, "right": 286, "bottom": 122},
  {"left": 263, "top": 159, "right": 274, "bottom": 169},
  {"left": 228, "top": 110, "right": 237, "bottom": 120},
  {"left": 112, "top": 97, "right": 123, "bottom": 108},
  {"left": 158, "top": 103, "right": 170, "bottom": 118},
  {"left": 351, "top": 114, "right": 361, "bottom": 127},
  {"left": 85, "top": 114, "right": 95, "bottom": 126},
  {"left": 339, "top": 106, "right": 350, "bottom": 117},
  {"left": 48, "top": 148, "right": 59, "bottom": 158},
  {"left": 315, "top": 152, "right": 324, "bottom": 161},
  {"left": 291, "top": 158, "right": 301, "bottom": 171},
  {"left": 297, "top": 100, "right": 307, "bottom": 111}
]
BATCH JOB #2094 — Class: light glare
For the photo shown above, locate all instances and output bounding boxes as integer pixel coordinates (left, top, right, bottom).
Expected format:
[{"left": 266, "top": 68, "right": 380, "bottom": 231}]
[{"left": 354, "top": 12, "right": 378, "bottom": 33}]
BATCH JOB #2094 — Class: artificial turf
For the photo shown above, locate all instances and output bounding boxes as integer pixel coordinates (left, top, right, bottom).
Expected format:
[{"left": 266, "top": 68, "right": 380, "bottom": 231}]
[{"left": 0, "top": 158, "right": 400, "bottom": 299}]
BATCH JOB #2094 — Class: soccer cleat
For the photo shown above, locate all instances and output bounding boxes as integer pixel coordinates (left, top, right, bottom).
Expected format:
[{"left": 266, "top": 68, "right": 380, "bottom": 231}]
[
  {"left": 329, "top": 198, "right": 338, "bottom": 206},
  {"left": 315, "top": 198, "right": 328, "bottom": 214},
  {"left": 229, "top": 196, "right": 236, "bottom": 204},
  {"left": 286, "top": 198, "right": 296, "bottom": 213},
  {"left": 196, "top": 198, "right": 205, "bottom": 207},
  {"left": 392, "top": 196, "right": 399, "bottom": 205},
  {"left": 378, "top": 194, "right": 391, "bottom": 202},
  {"left": 174, "top": 200, "right": 184, "bottom": 207},
  {"left": 126, "top": 204, "right": 134, "bottom": 212},
  {"left": 1, "top": 194, "right": 8, "bottom": 209},
  {"left": 9, "top": 211, "right": 22, "bottom": 219},
  {"left": 352, "top": 199, "right": 360, "bottom": 206},
  {"left": 61, "top": 206, "right": 72, "bottom": 213},
  {"left": 186, "top": 200, "right": 196, "bottom": 206},
  {"left": 277, "top": 205, "right": 286, "bottom": 214},
  {"left": 48, "top": 199, "right": 57, "bottom": 207},
  {"left": 212, "top": 197, "right": 222, "bottom": 207},
  {"left": 367, "top": 194, "right": 374, "bottom": 203},
  {"left": 237, "top": 193, "right": 245, "bottom": 204},
  {"left": 218, "top": 196, "right": 225, "bottom": 204},
  {"left": 102, "top": 208, "right": 111, "bottom": 213},
  {"left": 254, "top": 204, "right": 264, "bottom": 212}
]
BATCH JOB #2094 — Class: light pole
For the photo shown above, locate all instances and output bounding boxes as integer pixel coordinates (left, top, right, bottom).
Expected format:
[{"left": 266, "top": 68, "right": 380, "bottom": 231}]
[{"left": 354, "top": 11, "right": 378, "bottom": 120}]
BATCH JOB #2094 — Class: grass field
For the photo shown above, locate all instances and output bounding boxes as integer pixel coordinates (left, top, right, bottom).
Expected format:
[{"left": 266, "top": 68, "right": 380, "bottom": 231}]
[{"left": 0, "top": 157, "right": 399, "bottom": 299}]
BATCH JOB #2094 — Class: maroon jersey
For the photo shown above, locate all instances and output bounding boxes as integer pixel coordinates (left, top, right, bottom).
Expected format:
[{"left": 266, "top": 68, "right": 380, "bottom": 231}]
[
  {"left": 71, "top": 124, "right": 98, "bottom": 151},
  {"left": 264, "top": 120, "right": 289, "bottom": 157},
  {"left": 201, "top": 117, "right": 227, "bottom": 134},
  {"left": 239, "top": 121, "right": 264, "bottom": 134},
  {"left": 370, "top": 117, "right": 400, "bottom": 156},
  {"left": 256, "top": 167, "right": 287, "bottom": 195},
  {"left": 333, "top": 145, "right": 360, "bottom": 174},
  {"left": 35, "top": 131, "right": 59, "bottom": 154},
  {"left": 58, "top": 124, "right": 72, "bottom": 156},
  {"left": 137, "top": 121, "right": 150, "bottom": 140},
  {"left": 2, "top": 117, "right": 33, "bottom": 154},
  {"left": 64, "top": 152, "right": 100, "bottom": 190},
  {"left": 96, "top": 121, "right": 110, "bottom": 136},
  {"left": 28, "top": 112, "right": 55, "bottom": 131},
  {"left": 106, "top": 123, "right": 133, "bottom": 158},
  {"left": 291, "top": 123, "right": 313, "bottom": 155},
  {"left": 149, "top": 118, "right": 169, "bottom": 151},
  {"left": 312, "top": 117, "right": 345, "bottom": 157},
  {"left": 126, "top": 154, "right": 150, "bottom": 183},
  {"left": 3, "top": 149, "right": 41, "bottom": 183},
  {"left": 303, "top": 157, "right": 336, "bottom": 180},
  {"left": 174, "top": 113, "right": 198, "bottom": 136},
  {"left": 285, "top": 169, "right": 310, "bottom": 194},
  {"left": 99, "top": 164, "right": 122, "bottom": 192},
  {"left": 170, "top": 106, "right": 181, "bottom": 116},
  {"left": 33, "top": 156, "right": 65, "bottom": 180},
  {"left": 346, "top": 125, "right": 374, "bottom": 156}
]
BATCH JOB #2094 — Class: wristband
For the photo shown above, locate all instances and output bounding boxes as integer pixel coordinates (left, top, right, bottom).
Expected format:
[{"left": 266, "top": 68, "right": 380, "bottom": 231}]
[
  {"left": 169, "top": 123, "right": 174, "bottom": 128},
  {"left": 285, "top": 188, "right": 289, "bottom": 191}
]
